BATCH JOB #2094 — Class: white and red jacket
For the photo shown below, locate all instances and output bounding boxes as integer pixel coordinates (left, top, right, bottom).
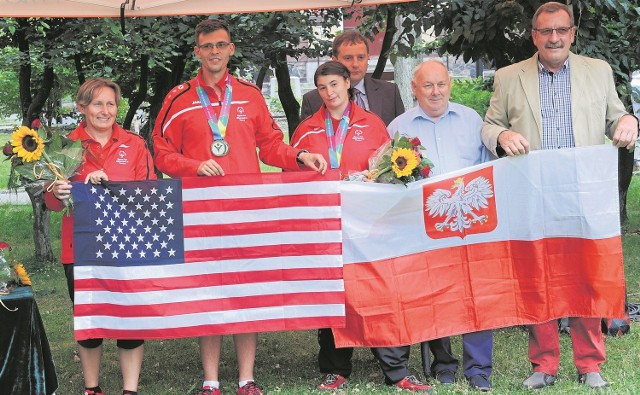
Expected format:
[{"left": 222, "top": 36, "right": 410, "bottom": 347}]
[
  {"left": 290, "top": 102, "right": 390, "bottom": 176},
  {"left": 153, "top": 69, "right": 301, "bottom": 177}
]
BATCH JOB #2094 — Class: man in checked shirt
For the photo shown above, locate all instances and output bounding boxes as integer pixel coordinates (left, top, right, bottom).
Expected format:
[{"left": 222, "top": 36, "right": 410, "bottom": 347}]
[{"left": 481, "top": 1, "right": 638, "bottom": 391}]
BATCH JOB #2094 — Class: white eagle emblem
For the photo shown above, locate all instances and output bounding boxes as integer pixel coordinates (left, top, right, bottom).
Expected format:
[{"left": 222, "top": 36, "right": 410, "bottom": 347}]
[{"left": 425, "top": 176, "right": 494, "bottom": 232}]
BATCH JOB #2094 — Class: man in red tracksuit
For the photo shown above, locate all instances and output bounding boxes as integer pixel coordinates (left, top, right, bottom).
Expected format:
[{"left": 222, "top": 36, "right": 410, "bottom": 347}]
[{"left": 152, "top": 19, "right": 326, "bottom": 395}]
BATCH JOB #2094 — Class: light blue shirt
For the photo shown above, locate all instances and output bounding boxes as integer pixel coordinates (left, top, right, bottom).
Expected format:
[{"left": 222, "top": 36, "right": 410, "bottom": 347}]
[{"left": 387, "top": 102, "right": 492, "bottom": 176}]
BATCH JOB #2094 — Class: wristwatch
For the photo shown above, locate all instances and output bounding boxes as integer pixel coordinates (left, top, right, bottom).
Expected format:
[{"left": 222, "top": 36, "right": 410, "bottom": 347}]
[{"left": 296, "top": 149, "right": 309, "bottom": 164}]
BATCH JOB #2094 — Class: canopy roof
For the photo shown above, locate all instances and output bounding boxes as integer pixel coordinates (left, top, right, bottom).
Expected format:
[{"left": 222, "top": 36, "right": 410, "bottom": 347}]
[{"left": 0, "top": 0, "right": 412, "bottom": 18}]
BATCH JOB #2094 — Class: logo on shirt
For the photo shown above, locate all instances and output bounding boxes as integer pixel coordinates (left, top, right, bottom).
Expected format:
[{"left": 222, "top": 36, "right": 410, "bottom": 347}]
[
  {"left": 422, "top": 167, "right": 497, "bottom": 239},
  {"left": 115, "top": 150, "right": 129, "bottom": 165},
  {"left": 236, "top": 106, "right": 247, "bottom": 122},
  {"left": 352, "top": 129, "right": 365, "bottom": 142}
]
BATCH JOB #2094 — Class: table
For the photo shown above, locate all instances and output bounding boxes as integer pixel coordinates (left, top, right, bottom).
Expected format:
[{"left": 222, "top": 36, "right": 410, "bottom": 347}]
[{"left": 0, "top": 286, "right": 58, "bottom": 395}]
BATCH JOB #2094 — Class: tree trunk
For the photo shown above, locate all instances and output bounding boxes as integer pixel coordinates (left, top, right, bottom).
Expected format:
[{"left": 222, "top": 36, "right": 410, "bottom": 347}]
[
  {"left": 255, "top": 66, "right": 268, "bottom": 90},
  {"left": 146, "top": 52, "right": 189, "bottom": 146},
  {"left": 372, "top": 7, "right": 397, "bottom": 80},
  {"left": 274, "top": 52, "right": 300, "bottom": 137},
  {"left": 25, "top": 185, "right": 54, "bottom": 263},
  {"left": 27, "top": 64, "right": 55, "bottom": 126},
  {"left": 124, "top": 54, "right": 149, "bottom": 131},
  {"left": 74, "top": 53, "right": 86, "bottom": 86},
  {"left": 393, "top": 56, "right": 420, "bottom": 110}
]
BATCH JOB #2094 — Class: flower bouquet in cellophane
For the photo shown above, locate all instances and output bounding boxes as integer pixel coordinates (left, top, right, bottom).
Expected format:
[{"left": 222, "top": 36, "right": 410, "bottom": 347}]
[
  {"left": 2, "top": 123, "right": 84, "bottom": 205},
  {"left": 347, "top": 131, "right": 434, "bottom": 186}
]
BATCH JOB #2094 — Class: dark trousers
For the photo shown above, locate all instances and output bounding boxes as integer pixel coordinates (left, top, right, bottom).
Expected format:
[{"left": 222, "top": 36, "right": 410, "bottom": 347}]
[
  {"left": 318, "top": 328, "right": 353, "bottom": 377},
  {"left": 422, "top": 331, "right": 493, "bottom": 379},
  {"left": 318, "top": 328, "right": 411, "bottom": 382}
]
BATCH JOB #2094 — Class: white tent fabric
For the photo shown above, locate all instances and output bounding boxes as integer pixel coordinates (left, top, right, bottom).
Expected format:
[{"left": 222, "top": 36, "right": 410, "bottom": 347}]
[{"left": 0, "top": 0, "right": 412, "bottom": 18}]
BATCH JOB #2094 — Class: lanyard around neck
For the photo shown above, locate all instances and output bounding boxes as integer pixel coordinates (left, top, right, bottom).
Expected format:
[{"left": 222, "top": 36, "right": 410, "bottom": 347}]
[
  {"left": 324, "top": 102, "right": 352, "bottom": 169},
  {"left": 196, "top": 74, "right": 233, "bottom": 141}
]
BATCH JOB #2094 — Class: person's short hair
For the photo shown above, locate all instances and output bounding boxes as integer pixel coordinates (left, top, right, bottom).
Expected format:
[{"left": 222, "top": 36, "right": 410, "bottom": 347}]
[
  {"left": 195, "top": 19, "right": 231, "bottom": 45},
  {"left": 332, "top": 30, "right": 369, "bottom": 57},
  {"left": 314, "top": 60, "right": 351, "bottom": 86},
  {"left": 412, "top": 59, "right": 449, "bottom": 81},
  {"left": 76, "top": 77, "right": 121, "bottom": 108},
  {"left": 532, "top": 2, "right": 574, "bottom": 28}
]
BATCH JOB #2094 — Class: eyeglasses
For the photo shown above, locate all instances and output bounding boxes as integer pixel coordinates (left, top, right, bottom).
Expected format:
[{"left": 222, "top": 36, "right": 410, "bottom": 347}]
[
  {"left": 198, "top": 42, "right": 232, "bottom": 51},
  {"left": 533, "top": 26, "right": 573, "bottom": 36}
]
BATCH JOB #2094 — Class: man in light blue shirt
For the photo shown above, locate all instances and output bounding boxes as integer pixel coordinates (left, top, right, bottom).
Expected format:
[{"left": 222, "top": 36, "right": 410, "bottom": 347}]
[
  {"left": 388, "top": 61, "right": 490, "bottom": 176},
  {"left": 384, "top": 59, "right": 494, "bottom": 392}
]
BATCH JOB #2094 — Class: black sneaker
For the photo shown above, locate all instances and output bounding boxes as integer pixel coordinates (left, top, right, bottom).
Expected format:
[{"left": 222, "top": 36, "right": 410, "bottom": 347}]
[
  {"left": 436, "top": 370, "right": 456, "bottom": 385},
  {"left": 468, "top": 374, "right": 491, "bottom": 391}
]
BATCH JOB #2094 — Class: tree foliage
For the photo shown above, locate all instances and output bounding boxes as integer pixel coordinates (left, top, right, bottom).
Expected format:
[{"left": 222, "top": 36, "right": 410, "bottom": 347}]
[{"left": 425, "top": 0, "right": 638, "bottom": 107}]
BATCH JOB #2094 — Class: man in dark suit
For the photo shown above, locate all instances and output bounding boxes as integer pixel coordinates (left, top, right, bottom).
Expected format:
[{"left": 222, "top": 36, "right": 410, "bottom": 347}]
[{"left": 300, "top": 30, "right": 405, "bottom": 126}]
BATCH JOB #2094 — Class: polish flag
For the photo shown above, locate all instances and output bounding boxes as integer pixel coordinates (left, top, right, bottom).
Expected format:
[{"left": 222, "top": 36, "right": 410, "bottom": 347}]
[{"left": 333, "top": 145, "right": 625, "bottom": 347}]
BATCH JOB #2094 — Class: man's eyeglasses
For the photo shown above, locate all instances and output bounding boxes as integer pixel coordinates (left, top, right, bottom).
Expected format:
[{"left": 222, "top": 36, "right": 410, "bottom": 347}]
[
  {"left": 198, "top": 42, "right": 232, "bottom": 51},
  {"left": 533, "top": 26, "right": 573, "bottom": 36}
]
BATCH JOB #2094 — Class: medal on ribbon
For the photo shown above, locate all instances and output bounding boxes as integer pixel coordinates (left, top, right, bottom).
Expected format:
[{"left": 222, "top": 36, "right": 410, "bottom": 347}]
[
  {"left": 325, "top": 102, "right": 352, "bottom": 169},
  {"left": 211, "top": 139, "right": 230, "bottom": 157},
  {"left": 196, "top": 74, "right": 233, "bottom": 157}
]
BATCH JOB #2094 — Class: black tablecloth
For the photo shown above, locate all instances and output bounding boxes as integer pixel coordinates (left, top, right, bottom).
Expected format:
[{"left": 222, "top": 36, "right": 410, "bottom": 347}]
[{"left": 0, "top": 286, "right": 58, "bottom": 395}]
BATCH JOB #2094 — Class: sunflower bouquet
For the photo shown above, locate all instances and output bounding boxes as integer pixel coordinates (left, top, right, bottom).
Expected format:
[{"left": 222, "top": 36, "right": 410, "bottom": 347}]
[
  {"left": 2, "top": 123, "right": 83, "bottom": 201},
  {"left": 350, "top": 132, "right": 434, "bottom": 186}
]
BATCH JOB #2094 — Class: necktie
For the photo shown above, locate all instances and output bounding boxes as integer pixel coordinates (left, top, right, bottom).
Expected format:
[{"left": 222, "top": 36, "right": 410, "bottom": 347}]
[{"left": 354, "top": 88, "right": 367, "bottom": 110}]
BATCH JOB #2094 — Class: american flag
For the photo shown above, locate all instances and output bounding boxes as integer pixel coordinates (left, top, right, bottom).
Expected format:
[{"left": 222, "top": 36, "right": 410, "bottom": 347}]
[{"left": 72, "top": 171, "right": 344, "bottom": 340}]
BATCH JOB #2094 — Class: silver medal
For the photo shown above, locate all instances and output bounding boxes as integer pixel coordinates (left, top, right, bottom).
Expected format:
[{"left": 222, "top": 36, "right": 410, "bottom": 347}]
[{"left": 211, "top": 139, "right": 230, "bottom": 157}]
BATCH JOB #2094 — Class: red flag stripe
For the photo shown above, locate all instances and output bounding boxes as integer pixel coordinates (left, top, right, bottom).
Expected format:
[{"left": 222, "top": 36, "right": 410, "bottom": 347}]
[
  {"left": 75, "top": 316, "right": 346, "bottom": 340},
  {"left": 74, "top": 291, "right": 346, "bottom": 317},
  {"left": 183, "top": 193, "right": 341, "bottom": 213},
  {"left": 334, "top": 236, "right": 625, "bottom": 347},
  {"left": 183, "top": 218, "right": 342, "bottom": 238},
  {"left": 75, "top": 267, "right": 344, "bottom": 292},
  {"left": 181, "top": 171, "right": 341, "bottom": 189},
  {"left": 184, "top": 242, "right": 343, "bottom": 263}
]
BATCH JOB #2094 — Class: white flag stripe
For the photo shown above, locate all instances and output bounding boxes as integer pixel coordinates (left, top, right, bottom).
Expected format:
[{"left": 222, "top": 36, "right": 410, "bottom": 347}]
[
  {"left": 183, "top": 206, "right": 341, "bottom": 225},
  {"left": 74, "top": 255, "right": 344, "bottom": 280},
  {"left": 75, "top": 304, "right": 346, "bottom": 331},
  {"left": 184, "top": 230, "right": 342, "bottom": 251},
  {"left": 182, "top": 180, "right": 341, "bottom": 201},
  {"left": 342, "top": 145, "right": 620, "bottom": 265},
  {"left": 75, "top": 279, "right": 345, "bottom": 305}
]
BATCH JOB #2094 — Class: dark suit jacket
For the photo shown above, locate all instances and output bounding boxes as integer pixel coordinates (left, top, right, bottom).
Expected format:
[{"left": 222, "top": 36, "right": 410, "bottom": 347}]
[{"left": 300, "top": 76, "right": 405, "bottom": 126}]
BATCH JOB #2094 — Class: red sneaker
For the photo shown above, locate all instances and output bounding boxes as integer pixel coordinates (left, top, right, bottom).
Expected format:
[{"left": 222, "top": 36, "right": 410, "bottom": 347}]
[
  {"left": 84, "top": 387, "right": 105, "bottom": 395},
  {"left": 237, "top": 381, "right": 262, "bottom": 395},
  {"left": 197, "top": 386, "right": 221, "bottom": 395},
  {"left": 395, "top": 375, "right": 433, "bottom": 393},
  {"left": 317, "top": 373, "right": 348, "bottom": 390}
]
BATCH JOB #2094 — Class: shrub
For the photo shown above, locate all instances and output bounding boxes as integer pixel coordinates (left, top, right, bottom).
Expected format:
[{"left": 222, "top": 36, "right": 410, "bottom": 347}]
[{"left": 450, "top": 77, "right": 493, "bottom": 118}]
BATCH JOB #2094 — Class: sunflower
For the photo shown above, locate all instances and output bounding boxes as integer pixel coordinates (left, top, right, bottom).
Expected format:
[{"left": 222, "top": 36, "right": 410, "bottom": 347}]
[
  {"left": 13, "top": 262, "right": 32, "bottom": 286},
  {"left": 11, "top": 126, "right": 44, "bottom": 162},
  {"left": 391, "top": 148, "right": 419, "bottom": 177}
]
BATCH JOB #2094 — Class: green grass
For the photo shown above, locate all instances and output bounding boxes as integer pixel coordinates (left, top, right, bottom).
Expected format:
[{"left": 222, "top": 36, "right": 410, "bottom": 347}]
[{"left": 2, "top": 175, "right": 640, "bottom": 395}]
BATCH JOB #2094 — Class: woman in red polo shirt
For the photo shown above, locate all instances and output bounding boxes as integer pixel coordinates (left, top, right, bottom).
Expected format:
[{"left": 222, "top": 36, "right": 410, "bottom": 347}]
[{"left": 46, "top": 78, "right": 155, "bottom": 395}]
